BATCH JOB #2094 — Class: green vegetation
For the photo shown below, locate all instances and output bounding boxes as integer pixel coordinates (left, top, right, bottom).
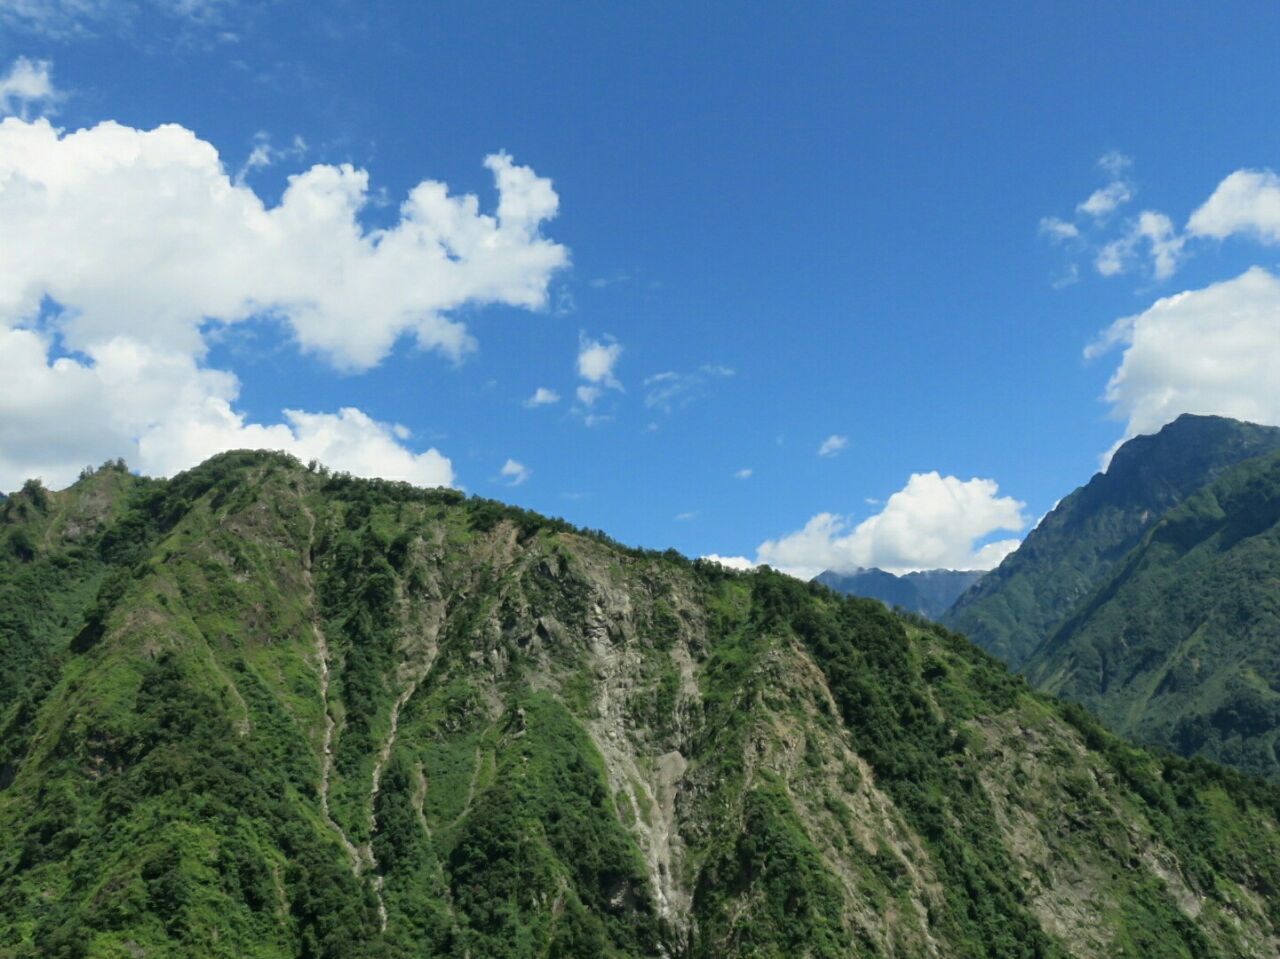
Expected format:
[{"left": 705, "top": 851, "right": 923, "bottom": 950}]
[
  {"left": 2, "top": 449, "right": 1280, "bottom": 956},
  {"left": 1026, "top": 449, "right": 1280, "bottom": 782},
  {"left": 944, "top": 414, "right": 1280, "bottom": 666}
]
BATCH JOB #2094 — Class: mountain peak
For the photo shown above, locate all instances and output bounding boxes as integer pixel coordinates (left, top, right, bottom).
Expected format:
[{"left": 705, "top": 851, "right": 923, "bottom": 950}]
[{"left": 945, "top": 415, "right": 1280, "bottom": 666}]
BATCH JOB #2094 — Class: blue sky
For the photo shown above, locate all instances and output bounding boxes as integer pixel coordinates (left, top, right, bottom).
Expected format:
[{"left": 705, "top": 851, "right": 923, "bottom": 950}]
[{"left": 2, "top": 2, "right": 1279, "bottom": 576}]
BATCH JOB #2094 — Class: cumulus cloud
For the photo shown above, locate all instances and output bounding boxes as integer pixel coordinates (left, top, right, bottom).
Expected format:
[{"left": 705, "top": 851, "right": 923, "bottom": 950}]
[
  {"left": 0, "top": 118, "right": 566, "bottom": 369},
  {"left": 571, "top": 333, "right": 623, "bottom": 422},
  {"left": 754, "top": 472, "right": 1026, "bottom": 578},
  {"left": 734, "top": 467, "right": 753, "bottom": 479},
  {"left": 699, "top": 554, "right": 757, "bottom": 572},
  {"left": 1187, "top": 168, "right": 1280, "bottom": 244},
  {"left": 0, "top": 115, "right": 570, "bottom": 490},
  {"left": 1087, "top": 266, "right": 1280, "bottom": 440},
  {"left": 499, "top": 458, "right": 531, "bottom": 486},
  {"left": 817, "top": 434, "right": 849, "bottom": 457},
  {"left": 524, "top": 386, "right": 560, "bottom": 408},
  {"left": 577, "top": 334, "right": 623, "bottom": 388},
  {"left": 0, "top": 57, "right": 59, "bottom": 117},
  {"left": 0, "top": 328, "right": 453, "bottom": 490}
]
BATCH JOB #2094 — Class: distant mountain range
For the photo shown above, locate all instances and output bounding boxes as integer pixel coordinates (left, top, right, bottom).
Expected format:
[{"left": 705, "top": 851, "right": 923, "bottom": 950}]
[
  {"left": 942, "top": 414, "right": 1280, "bottom": 781},
  {"left": 814, "top": 567, "right": 984, "bottom": 619}
]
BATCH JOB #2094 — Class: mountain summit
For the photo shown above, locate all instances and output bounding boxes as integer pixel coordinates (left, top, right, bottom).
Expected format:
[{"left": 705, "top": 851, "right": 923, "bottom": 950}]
[
  {"left": 3, "top": 452, "right": 1280, "bottom": 957},
  {"left": 944, "top": 414, "right": 1280, "bottom": 667}
]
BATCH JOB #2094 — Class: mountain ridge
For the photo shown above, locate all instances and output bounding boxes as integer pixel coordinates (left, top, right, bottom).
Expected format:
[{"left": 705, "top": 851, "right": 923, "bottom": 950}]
[
  {"left": 814, "top": 567, "right": 984, "bottom": 619},
  {"left": 1023, "top": 448, "right": 1280, "bottom": 781},
  {"left": 2, "top": 451, "right": 1280, "bottom": 957},
  {"left": 943, "top": 414, "right": 1280, "bottom": 667}
]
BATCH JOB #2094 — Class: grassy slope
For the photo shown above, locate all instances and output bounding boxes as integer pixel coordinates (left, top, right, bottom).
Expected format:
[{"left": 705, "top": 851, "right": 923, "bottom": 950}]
[
  {"left": 0, "top": 451, "right": 1278, "bottom": 957},
  {"left": 1026, "top": 450, "right": 1280, "bottom": 782}
]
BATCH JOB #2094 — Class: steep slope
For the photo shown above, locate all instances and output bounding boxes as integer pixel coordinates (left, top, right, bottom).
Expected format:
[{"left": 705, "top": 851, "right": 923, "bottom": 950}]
[
  {"left": 814, "top": 568, "right": 983, "bottom": 619},
  {"left": 2, "top": 451, "right": 1280, "bottom": 958},
  {"left": 944, "top": 415, "right": 1280, "bottom": 667},
  {"left": 1024, "top": 450, "right": 1280, "bottom": 782}
]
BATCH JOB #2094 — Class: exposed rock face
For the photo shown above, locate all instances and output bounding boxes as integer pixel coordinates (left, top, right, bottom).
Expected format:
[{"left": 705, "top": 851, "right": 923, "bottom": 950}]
[{"left": 2, "top": 450, "right": 1280, "bottom": 957}]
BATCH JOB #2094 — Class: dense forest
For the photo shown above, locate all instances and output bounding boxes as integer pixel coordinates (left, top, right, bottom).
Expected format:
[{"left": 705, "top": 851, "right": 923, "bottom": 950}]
[{"left": 2, "top": 451, "right": 1280, "bottom": 957}]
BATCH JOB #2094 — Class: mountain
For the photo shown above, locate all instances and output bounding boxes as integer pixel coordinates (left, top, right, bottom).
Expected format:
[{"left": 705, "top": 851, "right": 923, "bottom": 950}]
[
  {"left": 814, "top": 568, "right": 984, "bottom": 619},
  {"left": 1022, "top": 449, "right": 1280, "bottom": 782},
  {"left": 944, "top": 415, "right": 1280, "bottom": 667},
  {"left": 4, "top": 451, "right": 1280, "bottom": 958}
]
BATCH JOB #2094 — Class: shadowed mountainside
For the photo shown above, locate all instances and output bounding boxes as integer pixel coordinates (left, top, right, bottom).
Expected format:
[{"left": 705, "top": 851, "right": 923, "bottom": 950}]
[{"left": 814, "top": 568, "right": 984, "bottom": 619}]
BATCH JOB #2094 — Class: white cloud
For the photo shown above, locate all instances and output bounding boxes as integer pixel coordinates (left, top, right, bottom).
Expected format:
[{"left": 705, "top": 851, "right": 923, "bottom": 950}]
[
  {"left": 0, "top": 57, "right": 59, "bottom": 117},
  {"left": 0, "top": 116, "right": 570, "bottom": 490},
  {"left": 1087, "top": 266, "right": 1280, "bottom": 440},
  {"left": 1, "top": 0, "right": 237, "bottom": 40},
  {"left": 674, "top": 511, "right": 699, "bottom": 521},
  {"left": 1078, "top": 180, "right": 1133, "bottom": 218},
  {"left": 0, "top": 328, "right": 453, "bottom": 490},
  {"left": 1098, "top": 151, "right": 1133, "bottom": 178},
  {"left": 1137, "top": 211, "right": 1184, "bottom": 280},
  {"left": 1039, "top": 216, "right": 1080, "bottom": 241},
  {"left": 235, "top": 131, "right": 307, "bottom": 183},
  {"left": 572, "top": 334, "right": 623, "bottom": 422},
  {"left": 1094, "top": 210, "right": 1185, "bottom": 280},
  {"left": 754, "top": 472, "right": 1027, "bottom": 578},
  {"left": 643, "top": 363, "right": 733, "bottom": 413},
  {"left": 0, "top": 118, "right": 567, "bottom": 370},
  {"left": 817, "top": 434, "right": 849, "bottom": 457},
  {"left": 575, "top": 385, "right": 603, "bottom": 407},
  {"left": 699, "top": 553, "right": 757, "bottom": 572},
  {"left": 524, "top": 386, "right": 560, "bottom": 407},
  {"left": 1187, "top": 168, "right": 1280, "bottom": 244},
  {"left": 499, "top": 458, "right": 530, "bottom": 486},
  {"left": 577, "top": 334, "right": 623, "bottom": 388},
  {"left": 734, "top": 467, "right": 753, "bottom": 479}
]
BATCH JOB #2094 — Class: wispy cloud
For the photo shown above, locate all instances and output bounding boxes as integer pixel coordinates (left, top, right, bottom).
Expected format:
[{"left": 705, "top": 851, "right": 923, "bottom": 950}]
[
  {"left": 1040, "top": 153, "right": 1191, "bottom": 283},
  {"left": 643, "top": 363, "right": 734, "bottom": 413},
  {"left": 524, "top": 386, "right": 560, "bottom": 408},
  {"left": 234, "top": 131, "right": 307, "bottom": 183},
  {"left": 817, "top": 434, "right": 849, "bottom": 457},
  {"left": 1, "top": 0, "right": 240, "bottom": 42},
  {"left": 499, "top": 458, "right": 531, "bottom": 486},
  {"left": 0, "top": 57, "right": 60, "bottom": 118}
]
